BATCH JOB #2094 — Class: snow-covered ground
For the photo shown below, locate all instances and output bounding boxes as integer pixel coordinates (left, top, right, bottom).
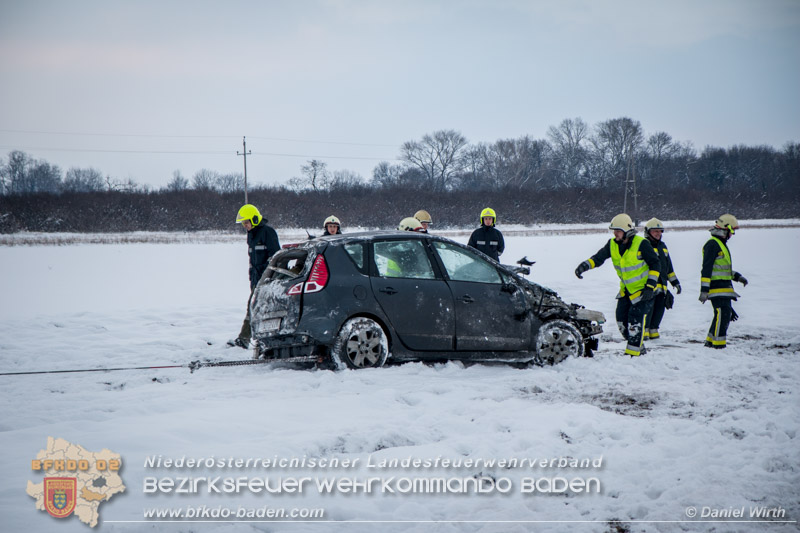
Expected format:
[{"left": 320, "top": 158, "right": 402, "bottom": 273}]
[{"left": 0, "top": 223, "right": 798, "bottom": 533}]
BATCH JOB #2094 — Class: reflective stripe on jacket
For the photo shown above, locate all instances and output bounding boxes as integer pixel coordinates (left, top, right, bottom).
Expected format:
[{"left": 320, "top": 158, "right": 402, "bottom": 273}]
[
  {"left": 701, "top": 236, "right": 739, "bottom": 299},
  {"left": 610, "top": 235, "right": 658, "bottom": 303}
]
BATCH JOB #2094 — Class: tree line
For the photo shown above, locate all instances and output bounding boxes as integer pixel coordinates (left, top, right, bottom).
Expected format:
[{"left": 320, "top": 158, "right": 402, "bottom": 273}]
[{"left": 1, "top": 116, "right": 798, "bottom": 233}]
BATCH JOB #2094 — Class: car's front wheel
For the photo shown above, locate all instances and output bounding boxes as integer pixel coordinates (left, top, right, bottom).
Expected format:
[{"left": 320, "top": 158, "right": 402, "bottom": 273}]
[
  {"left": 535, "top": 319, "right": 584, "bottom": 365},
  {"left": 331, "top": 318, "right": 389, "bottom": 370}
]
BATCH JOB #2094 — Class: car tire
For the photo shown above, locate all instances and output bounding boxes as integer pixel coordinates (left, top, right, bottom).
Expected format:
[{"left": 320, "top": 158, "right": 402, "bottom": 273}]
[
  {"left": 331, "top": 317, "right": 389, "bottom": 370},
  {"left": 535, "top": 319, "right": 584, "bottom": 365}
]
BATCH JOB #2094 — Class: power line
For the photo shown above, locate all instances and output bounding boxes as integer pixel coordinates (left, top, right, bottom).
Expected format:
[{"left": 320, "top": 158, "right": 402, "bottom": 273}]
[
  {"left": 0, "top": 145, "right": 400, "bottom": 161},
  {"left": 0, "top": 128, "right": 399, "bottom": 147}
]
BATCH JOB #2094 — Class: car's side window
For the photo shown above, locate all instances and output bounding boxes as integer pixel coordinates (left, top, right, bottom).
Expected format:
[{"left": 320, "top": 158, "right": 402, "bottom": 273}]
[
  {"left": 374, "top": 240, "right": 435, "bottom": 279},
  {"left": 343, "top": 243, "right": 366, "bottom": 272},
  {"left": 433, "top": 241, "right": 501, "bottom": 284}
]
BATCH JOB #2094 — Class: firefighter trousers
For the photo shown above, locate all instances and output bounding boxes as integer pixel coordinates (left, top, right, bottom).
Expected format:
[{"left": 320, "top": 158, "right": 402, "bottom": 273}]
[
  {"left": 616, "top": 297, "right": 654, "bottom": 356},
  {"left": 646, "top": 293, "right": 667, "bottom": 339},
  {"left": 706, "top": 298, "right": 733, "bottom": 348}
]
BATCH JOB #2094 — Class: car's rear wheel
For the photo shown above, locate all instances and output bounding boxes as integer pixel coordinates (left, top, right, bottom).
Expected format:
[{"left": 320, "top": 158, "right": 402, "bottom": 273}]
[
  {"left": 331, "top": 318, "right": 389, "bottom": 370},
  {"left": 535, "top": 319, "right": 584, "bottom": 365}
]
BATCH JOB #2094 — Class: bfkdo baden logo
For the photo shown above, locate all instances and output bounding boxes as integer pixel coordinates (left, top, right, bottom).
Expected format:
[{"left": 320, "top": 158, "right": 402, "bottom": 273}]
[
  {"left": 44, "top": 477, "right": 78, "bottom": 518},
  {"left": 27, "top": 437, "right": 125, "bottom": 528}
]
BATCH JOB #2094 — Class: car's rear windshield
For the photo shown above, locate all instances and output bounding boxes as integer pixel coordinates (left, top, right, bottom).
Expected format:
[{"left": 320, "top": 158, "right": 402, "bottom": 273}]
[{"left": 267, "top": 250, "right": 309, "bottom": 281}]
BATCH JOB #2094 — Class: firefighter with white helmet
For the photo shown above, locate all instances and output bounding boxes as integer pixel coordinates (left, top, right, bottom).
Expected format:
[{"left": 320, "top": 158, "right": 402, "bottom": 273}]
[
  {"left": 700, "top": 214, "right": 748, "bottom": 348},
  {"left": 322, "top": 215, "right": 342, "bottom": 235},
  {"left": 228, "top": 204, "right": 281, "bottom": 349},
  {"left": 574, "top": 213, "right": 661, "bottom": 357},
  {"left": 398, "top": 217, "right": 425, "bottom": 232},
  {"left": 467, "top": 207, "right": 505, "bottom": 261},
  {"left": 643, "top": 217, "right": 682, "bottom": 340}
]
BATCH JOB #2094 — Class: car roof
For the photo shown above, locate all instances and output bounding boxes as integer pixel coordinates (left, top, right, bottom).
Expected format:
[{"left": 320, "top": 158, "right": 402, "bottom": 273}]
[
  {"left": 284, "top": 230, "right": 435, "bottom": 247},
  {"left": 319, "top": 230, "right": 433, "bottom": 242}
]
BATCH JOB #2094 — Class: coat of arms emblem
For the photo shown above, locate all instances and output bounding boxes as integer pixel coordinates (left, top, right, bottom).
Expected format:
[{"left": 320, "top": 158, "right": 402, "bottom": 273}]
[{"left": 44, "top": 477, "right": 77, "bottom": 518}]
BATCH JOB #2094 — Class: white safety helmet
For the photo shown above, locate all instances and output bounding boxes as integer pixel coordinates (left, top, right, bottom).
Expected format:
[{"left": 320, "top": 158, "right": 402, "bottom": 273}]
[
  {"left": 644, "top": 217, "right": 664, "bottom": 234},
  {"left": 398, "top": 217, "right": 424, "bottom": 232},
  {"left": 714, "top": 213, "right": 739, "bottom": 234}
]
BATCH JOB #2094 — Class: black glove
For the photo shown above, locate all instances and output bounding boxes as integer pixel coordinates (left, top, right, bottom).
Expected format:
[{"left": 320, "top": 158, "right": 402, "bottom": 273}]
[
  {"left": 736, "top": 274, "right": 748, "bottom": 287},
  {"left": 730, "top": 308, "right": 739, "bottom": 322},
  {"left": 699, "top": 292, "right": 709, "bottom": 304},
  {"left": 575, "top": 261, "right": 591, "bottom": 279},
  {"left": 673, "top": 281, "right": 682, "bottom": 295},
  {"left": 641, "top": 286, "right": 655, "bottom": 302}
]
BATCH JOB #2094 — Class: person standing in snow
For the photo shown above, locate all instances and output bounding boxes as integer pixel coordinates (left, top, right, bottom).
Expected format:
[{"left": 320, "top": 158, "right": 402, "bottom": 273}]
[
  {"left": 468, "top": 207, "right": 504, "bottom": 261},
  {"left": 322, "top": 215, "right": 342, "bottom": 236},
  {"left": 700, "top": 214, "right": 748, "bottom": 349},
  {"left": 228, "top": 204, "right": 281, "bottom": 349},
  {"left": 643, "top": 218, "right": 682, "bottom": 340},
  {"left": 574, "top": 213, "right": 661, "bottom": 357}
]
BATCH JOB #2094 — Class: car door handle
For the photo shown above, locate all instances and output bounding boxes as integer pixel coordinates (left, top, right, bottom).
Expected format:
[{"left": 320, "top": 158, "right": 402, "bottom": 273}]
[
  {"left": 379, "top": 287, "right": 398, "bottom": 295},
  {"left": 459, "top": 295, "right": 475, "bottom": 303}
]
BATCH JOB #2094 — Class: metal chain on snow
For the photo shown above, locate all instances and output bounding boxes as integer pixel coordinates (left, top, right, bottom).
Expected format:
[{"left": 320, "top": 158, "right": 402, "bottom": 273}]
[{"left": 0, "top": 357, "right": 303, "bottom": 377}]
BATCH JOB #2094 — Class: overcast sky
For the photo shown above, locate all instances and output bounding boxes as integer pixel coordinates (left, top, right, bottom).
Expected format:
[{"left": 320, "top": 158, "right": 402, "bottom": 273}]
[{"left": 1, "top": 0, "right": 798, "bottom": 189}]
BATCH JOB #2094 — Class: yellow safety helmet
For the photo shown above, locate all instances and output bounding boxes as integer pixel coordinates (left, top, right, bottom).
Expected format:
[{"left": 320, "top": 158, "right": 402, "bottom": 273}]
[
  {"left": 414, "top": 210, "right": 432, "bottom": 225},
  {"left": 480, "top": 207, "right": 496, "bottom": 226},
  {"left": 323, "top": 215, "right": 340, "bottom": 227},
  {"left": 644, "top": 217, "right": 664, "bottom": 233},
  {"left": 236, "top": 204, "right": 262, "bottom": 226},
  {"left": 715, "top": 213, "right": 739, "bottom": 234}
]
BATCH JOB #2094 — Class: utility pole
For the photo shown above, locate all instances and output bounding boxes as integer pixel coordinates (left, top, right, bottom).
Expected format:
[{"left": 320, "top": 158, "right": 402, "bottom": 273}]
[
  {"left": 237, "top": 136, "right": 252, "bottom": 204},
  {"left": 623, "top": 143, "right": 639, "bottom": 225}
]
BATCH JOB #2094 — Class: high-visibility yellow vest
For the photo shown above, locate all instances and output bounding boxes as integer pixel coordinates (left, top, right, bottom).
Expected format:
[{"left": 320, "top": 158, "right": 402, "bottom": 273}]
[
  {"left": 706, "top": 236, "right": 737, "bottom": 297},
  {"left": 610, "top": 235, "right": 649, "bottom": 302},
  {"left": 709, "top": 236, "right": 733, "bottom": 281}
]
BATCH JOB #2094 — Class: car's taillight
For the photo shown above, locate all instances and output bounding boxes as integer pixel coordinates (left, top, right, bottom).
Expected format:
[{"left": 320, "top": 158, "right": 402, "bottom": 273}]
[{"left": 287, "top": 255, "right": 329, "bottom": 295}]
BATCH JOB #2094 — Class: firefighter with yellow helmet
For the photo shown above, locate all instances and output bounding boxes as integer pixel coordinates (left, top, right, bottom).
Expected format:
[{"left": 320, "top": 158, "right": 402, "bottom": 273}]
[
  {"left": 700, "top": 214, "right": 748, "bottom": 349},
  {"left": 228, "top": 204, "right": 281, "bottom": 349},
  {"left": 468, "top": 207, "right": 504, "bottom": 261},
  {"left": 414, "top": 210, "right": 432, "bottom": 233},
  {"left": 574, "top": 214, "right": 661, "bottom": 356},
  {"left": 643, "top": 217, "right": 682, "bottom": 340}
]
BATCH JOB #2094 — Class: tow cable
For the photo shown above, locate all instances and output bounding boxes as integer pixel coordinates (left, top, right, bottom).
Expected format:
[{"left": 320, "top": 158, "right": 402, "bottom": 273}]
[{"left": 0, "top": 357, "right": 317, "bottom": 377}]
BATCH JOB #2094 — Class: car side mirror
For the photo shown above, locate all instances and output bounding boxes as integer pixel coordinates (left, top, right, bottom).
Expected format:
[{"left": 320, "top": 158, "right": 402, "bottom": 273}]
[{"left": 501, "top": 282, "right": 518, "bottom": 294}]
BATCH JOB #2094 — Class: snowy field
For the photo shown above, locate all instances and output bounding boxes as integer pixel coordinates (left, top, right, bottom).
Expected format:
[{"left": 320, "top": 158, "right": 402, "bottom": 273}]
[{"left": 0, "top": 223, "right": 798, "bottom": 533}]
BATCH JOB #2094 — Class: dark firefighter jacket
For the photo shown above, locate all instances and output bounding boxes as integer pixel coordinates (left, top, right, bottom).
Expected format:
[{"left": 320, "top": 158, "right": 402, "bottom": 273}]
[
  {"left": 646, "top": 236, "right": 679, "bottom": 294},
  {"left": 468, "top": 225, "right": 505, "bottom": 261},
  {"left": 585, "top": 235, "right": 661, "bottom": 300},
  {"left": 248, "top": 222, "right": 281, "bottom": 289},
  {"left": 701, "top": 235, "right": 742, "bottom": 299}
]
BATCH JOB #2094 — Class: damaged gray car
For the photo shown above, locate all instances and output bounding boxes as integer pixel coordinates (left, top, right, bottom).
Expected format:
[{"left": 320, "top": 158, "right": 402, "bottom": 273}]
[{"left": 250, "top": 231, "right": 604, "bottom": 369}]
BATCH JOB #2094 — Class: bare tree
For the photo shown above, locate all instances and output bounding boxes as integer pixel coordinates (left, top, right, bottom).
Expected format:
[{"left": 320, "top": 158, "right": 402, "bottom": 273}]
[
  {"left": 4, "top": 150, "right": 32, "bottom": 194},
  {"left": 166, "top": 170, "right": 189, "bottom": 192},
  {"left": 371, "top": 161, "right": 404, "bottom": 188},
  {"left": 400, "top": 130, "right": 468, "bottom": 191},
  {"left": 300, "top": 159, "right": 329, "bottom": 191},
  {"left": 63, "top": 167, "right": 104, "bottom": 192},
  {"left": 330, "top": 169, "right": 364, "bottom": 190},
  {"left": 548, "top": 118, "right": 590, "bottom": 187},
  {"left": 214, "top": 172, "right": 245, "bottom": 193},
  {"left": 192, "top": 169, "right": 218, "bottom": 190},
  {"left": 590, "top": 117, "right": 644, "bottom": 189}
]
